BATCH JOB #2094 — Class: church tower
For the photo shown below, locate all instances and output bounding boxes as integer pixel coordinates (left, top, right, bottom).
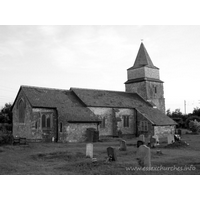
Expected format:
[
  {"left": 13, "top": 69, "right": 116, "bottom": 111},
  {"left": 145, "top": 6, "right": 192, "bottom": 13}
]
[{"left": 125, "top": 43, "right": 165, "bottom": 113}]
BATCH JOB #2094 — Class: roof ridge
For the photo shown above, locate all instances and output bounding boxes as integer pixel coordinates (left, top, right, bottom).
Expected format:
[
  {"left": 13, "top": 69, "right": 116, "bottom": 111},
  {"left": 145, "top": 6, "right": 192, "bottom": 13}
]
[
  {"left": 21, "top": 85, "right": 70, "bottom": 92},
  {"left": 70, "top": 87, "right": 138, "bottom": 95}
]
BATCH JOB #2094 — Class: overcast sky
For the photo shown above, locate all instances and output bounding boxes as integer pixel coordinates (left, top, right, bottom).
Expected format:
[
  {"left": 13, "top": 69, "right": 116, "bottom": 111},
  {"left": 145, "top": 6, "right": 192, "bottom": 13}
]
[{"left": 0, "top": 25, "right": 200, "bottom": 113}]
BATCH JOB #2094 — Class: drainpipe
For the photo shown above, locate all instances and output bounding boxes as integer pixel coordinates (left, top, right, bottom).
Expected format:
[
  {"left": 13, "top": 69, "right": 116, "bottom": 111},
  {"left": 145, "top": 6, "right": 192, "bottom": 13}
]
[
  {"left": 55, "top": 109, "right": 59, "bottom": 142},
  {"left": 135, "top": 108, "right": 138, "bottom": 137}
]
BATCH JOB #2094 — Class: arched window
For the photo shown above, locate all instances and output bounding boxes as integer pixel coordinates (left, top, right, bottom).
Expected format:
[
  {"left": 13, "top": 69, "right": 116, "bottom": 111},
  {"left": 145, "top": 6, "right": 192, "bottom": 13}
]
[
  {"left": 42, "top": 115, "right": 46, "bottom": 128},
  {"left": 46, "top": 115, "right": 51, "bottom": 128},
  {"left": 41, "top": 114, "right": 52, "bottom": 129},
  {"left": 18, "top": 99, "right": 25, "bottom": 123},
  {"left": 60, "top": 122, "right": 63, "bottom": 132}
]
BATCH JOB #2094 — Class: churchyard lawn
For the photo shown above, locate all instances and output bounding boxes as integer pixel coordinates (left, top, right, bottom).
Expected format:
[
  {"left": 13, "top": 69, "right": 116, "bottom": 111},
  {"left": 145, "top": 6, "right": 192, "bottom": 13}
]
[{"left": 0, "top": 132, "right": 200, "bottom": 175}]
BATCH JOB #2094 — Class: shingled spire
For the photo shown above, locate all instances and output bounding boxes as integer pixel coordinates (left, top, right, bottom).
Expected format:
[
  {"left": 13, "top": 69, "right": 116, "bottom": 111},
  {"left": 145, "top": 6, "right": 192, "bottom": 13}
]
[{"left": 128, "top": 43, "right": 158, "bottom": 70}]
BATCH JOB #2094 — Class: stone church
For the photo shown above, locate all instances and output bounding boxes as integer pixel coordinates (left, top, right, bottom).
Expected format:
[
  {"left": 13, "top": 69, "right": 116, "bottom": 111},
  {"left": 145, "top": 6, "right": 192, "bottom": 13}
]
[{"left": 12, "top": 43, "right": 176, "bottom": 142}]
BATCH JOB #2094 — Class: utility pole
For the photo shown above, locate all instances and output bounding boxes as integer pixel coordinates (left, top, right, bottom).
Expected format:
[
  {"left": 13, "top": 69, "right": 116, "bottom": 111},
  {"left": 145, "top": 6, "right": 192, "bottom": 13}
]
[{"left": 184, "top": 100, "right": 186, "bottom": 115}]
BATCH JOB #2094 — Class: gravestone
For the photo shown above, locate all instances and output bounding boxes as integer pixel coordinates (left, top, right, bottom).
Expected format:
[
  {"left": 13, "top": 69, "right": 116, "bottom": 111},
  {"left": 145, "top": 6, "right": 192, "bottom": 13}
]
[
  {"left": 136, "top": 145, "right": 151, "bottom": 167},
  {"left": 150, "top": 136, "right": 156, "bottom": 148},
  {"left": 86, "top": 143, "right": 93, "bottom": 158},
  {"left": 137, "top": 140, "right": 144, "bottom": 148},
  {"left": 85, "top": 128, "right": 94, "bottom": 143},
  {"left": 167, "top": 134, "right": 175, "bottom": 144},
  {"left": 119, "top": 139, "right": 127, "bottom": 151},
  {"left": 138, "top": 134, "right": 145, "bottom": 143},
  {"left": 107, "top": 147, "right": 117, "bottom": 161}
]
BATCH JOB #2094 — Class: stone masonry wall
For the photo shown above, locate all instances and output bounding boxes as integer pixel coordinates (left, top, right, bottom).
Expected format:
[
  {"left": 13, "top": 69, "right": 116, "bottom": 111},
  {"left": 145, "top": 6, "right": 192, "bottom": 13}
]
[
  {"left": 137, "top": 111, "right": 154, "bottom": 137},
  {"left": 31, "top": 108, "right": 57, "bottom": 142},
  {"left": 12, "top": 89, "right": 57, "bottom": 142},
  {"left": 154, "top": 125, "right": 175, "bottom": 142},
  {"left": 58, "top": 123, "right": 98, "bottom": 142},
  {"left": 126, "top": 81, "right": 148, "bottom": 100},
  {"left": 88, "top": 107, "right": 136, "bottom": 136},
  {"left": 12, "top": 90, "right": 32, "bottom": 139}
]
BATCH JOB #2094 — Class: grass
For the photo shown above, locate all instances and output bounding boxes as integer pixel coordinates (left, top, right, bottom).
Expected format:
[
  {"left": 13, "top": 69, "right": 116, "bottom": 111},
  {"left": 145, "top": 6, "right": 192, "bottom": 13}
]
[{"left": 0, "top": 132, "right": 200, "bottom": 175}]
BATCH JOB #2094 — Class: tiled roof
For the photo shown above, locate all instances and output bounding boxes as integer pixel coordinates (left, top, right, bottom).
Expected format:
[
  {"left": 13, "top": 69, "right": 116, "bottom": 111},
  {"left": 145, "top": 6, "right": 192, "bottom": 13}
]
[
  {"left": 136, "top": 106, "right": 177, "bottom": 125},
  {"left": 16, "top": 85, "right": 176, "bottom": 126},
  {"left": 128, "top": 43, "right": 159, "bottom": 70},
  {"left": 20, "top": 86, "right": 100, "bottom": 123},
  {"left": 71, "top": 87, "right": 152, "bottom": 108},
  {"left": 71, "top": 87, "right": 176, "bottom": 126}
]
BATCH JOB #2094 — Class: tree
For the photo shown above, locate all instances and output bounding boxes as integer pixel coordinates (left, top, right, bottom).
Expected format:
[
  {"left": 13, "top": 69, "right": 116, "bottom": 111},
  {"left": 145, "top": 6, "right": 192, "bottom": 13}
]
[
  {"left": 192, "top": 107, "right": 200, "bottom": 116},
  {"left": 171, "top": 109, "right": 183, "bottom": 118},
  {"left": 166, "top": 109, "right": 171, "bottom": 117},
  {"left": 0, "top": 103, "right": 12, "bottom": 124}
]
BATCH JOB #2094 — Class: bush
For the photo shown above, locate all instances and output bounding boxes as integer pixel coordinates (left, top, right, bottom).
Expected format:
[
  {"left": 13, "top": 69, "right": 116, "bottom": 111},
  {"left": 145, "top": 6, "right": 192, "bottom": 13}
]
[
  {"left": 0, "top": 132, "right": 13, "bottom": 145},
  {"left": 0, "top": 124, "right": 13, "bottom": 145},
  {"left": 188, "top": 120, "right": 200, "bottom": 134}
]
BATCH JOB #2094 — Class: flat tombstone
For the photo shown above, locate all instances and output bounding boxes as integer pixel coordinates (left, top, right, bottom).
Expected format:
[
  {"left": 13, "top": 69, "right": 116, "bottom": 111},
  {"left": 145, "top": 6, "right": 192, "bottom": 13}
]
[
  {"left": 136, "top": 145, "right": 151, "bottom": 167},
  {"left": 119, "top": 139, "right": 127, "bottom": 151},
  {"left": 86, "top": 143, "right": 93, "bottom": 158},
  {"left": 107, "top": 147, "right": 117, "bottom": 161},
  {"left": 138, "top": 134, "right": 145, "bottom": 143}
]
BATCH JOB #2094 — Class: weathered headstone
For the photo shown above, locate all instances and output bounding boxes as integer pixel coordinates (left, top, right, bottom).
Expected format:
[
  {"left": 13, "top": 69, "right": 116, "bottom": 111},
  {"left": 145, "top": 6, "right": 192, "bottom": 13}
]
[
  {"left": 85, "top": 128, "right": 94, "bottom": 143},
  {"left": 137, "top": 140, "right": 144, "bottom": 148},
  {"left": 86, "top": 143, "right": 93, "bottom": 158},
  {"left": 119, "top": 139, "right": 127, "bottom": 151},
  {"left": 167, "top": 133, "right": 175, "bottom": 144},
  {"left": 136, "top": 145, "right": 151, "bottom": 167},
  {"left": 107, "top": 147, "right": 117, "bottom": 161},
  {"left": 138, "top": 134, "right": 145, "bottom": 143}
]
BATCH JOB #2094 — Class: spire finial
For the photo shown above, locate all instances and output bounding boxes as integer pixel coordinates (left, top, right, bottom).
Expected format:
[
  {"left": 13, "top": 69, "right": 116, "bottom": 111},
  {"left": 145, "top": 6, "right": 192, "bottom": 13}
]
[{"left": 141, "top": 39, "right": 143, "bottom": 43}]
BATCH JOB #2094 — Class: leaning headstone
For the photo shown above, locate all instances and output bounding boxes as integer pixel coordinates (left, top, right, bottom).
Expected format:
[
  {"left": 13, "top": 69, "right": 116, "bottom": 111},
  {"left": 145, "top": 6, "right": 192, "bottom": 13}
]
[
  {"left": 107, "top": 147, "right": 117, "bottom": 161},
  {"left": 136, "top": 145, "right": 151, "bottom": 167},
  {"left": 138, "top": 134, "right": 145, "bottom": 143},
  {"left": 86, "top": 143, "right": 93, "bottom": 158},
  {"left": 119, "top": 139, "right": 127, "bottom": 151},
  {"left": 167, "top": 134, "right": 175, "bottom": 144}
]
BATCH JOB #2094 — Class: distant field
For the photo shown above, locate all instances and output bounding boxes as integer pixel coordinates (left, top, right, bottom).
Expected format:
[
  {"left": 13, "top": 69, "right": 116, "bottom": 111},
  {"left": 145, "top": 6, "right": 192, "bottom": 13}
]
[{"left": 0, "top": 132, "right": 200, "bottom": 175}]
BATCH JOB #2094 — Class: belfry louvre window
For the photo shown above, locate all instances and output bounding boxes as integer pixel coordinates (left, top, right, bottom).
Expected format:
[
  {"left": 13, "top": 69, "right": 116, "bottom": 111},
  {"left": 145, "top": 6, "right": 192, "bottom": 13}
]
[
  {"left": 18, "top": 99, "right": 25, "bottom": 123},
  {"left": 42, "top": 114, "right": 52, "bottom": 128},
  {"left": 123, "top": 115, "right": 130, "bottom": 127}
]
